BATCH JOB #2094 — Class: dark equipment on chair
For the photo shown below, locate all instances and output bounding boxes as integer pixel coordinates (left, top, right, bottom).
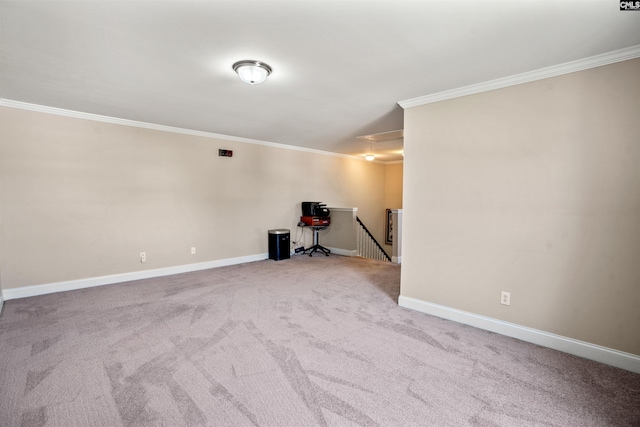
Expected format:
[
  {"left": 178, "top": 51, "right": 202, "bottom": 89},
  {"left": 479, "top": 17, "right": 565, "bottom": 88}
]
[
  {"left": 301, "top": 202, "right": 330, "bottom": 218},
  {"left": 300, "top": 202, "right": 331, "bottom": 257}
]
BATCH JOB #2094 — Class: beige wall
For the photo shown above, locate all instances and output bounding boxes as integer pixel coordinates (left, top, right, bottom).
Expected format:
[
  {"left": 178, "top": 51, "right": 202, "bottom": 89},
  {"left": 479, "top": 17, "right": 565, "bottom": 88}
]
[
  {"left": 401, "top": 58, "right": 640, "bottom": 355},
  {"left": 0, "top": 115, "right": 3, "bottom": 303},
  {"left": 0, "top": 107, "right": 387, "bottom": 289},
  {"left": 322, "top": 208, "right": 357, "bottom": 251},
  {"left": 383, "top": 162, "right": 403, "bottom": 253},
  {"left": 384, "top": 162, "right": 403, "bottom": 210}
]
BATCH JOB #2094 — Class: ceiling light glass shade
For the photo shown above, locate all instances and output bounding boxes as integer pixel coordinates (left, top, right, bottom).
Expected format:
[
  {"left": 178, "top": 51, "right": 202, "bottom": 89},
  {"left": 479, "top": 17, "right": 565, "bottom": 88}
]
[
  {"left": 364, "top": 154, "right": 375, "bottom": 161},
  {"left": 233, "top": 60, "right": 272, "bottom": 85}
]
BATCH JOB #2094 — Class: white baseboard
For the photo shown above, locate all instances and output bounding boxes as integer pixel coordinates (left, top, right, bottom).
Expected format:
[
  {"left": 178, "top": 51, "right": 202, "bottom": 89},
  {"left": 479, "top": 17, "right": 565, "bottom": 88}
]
[
  {"left": 0, "top": 292, "right": 4, "bottom": 314},
  {"left": 392, "top": 256, "right": 402, "bottom": 264},
  {"left": 326, "top": 247, "right": 357, "bottom": 257},
  {"left": 398, "top": 295, "right": 640, "bottom": 374},
  {"left": 2, "top": 253, "right": 268, "bottom": 301}
]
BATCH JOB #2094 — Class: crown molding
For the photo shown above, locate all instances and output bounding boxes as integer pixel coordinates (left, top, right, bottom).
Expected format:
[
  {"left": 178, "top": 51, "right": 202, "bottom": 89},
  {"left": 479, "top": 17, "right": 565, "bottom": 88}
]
[
  {"left": 0, "top": 99, "right": 369, "bottom": 161},
  {"left": 398, "top": 44, "right": 640, "bottom": 109}
]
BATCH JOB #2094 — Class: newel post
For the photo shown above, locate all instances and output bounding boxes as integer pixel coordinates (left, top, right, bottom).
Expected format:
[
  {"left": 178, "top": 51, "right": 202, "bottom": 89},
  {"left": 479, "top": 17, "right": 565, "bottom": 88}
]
[{"left": 391, "top": 209, "right": 403, "bottom": 264}]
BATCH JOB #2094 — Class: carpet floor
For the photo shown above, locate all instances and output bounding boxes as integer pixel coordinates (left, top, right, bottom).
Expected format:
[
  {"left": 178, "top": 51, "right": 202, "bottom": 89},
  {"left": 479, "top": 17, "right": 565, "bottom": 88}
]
[{"left": 0, "top": 255, "right": 639, "bottom": 426}]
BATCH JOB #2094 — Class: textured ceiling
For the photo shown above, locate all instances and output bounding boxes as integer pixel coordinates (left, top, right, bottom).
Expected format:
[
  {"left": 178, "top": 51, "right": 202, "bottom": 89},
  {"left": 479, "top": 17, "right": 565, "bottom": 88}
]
[{"left": 2, "top": 1, "right": 640, "bottom": 162}]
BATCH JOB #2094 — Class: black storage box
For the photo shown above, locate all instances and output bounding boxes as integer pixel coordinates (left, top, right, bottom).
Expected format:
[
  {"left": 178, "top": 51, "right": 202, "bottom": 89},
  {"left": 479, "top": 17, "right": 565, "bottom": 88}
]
[{"left": 268, "top": 229, "right": 290, "bottom": 261}]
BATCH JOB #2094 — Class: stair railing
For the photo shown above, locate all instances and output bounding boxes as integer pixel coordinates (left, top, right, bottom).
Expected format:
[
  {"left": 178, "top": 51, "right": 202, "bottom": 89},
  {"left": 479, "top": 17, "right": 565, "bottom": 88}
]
[{"left": 356, "top": 217, "right": 391, "bottom": 262}]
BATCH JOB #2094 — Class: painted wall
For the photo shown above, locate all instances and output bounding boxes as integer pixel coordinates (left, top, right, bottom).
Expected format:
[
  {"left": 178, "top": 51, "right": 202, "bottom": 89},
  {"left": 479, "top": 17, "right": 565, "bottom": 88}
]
[
  {"left": 383, "top": 162, "right": 403, "bottom": 254},
  {"left": 384, "top": 162, "right": 403, "bottom": 210},
  {"left": 0, "top": 115, "right": 3, "bottom": 309},
  {"left": 0, "top": 106, "right": 387, "bottom": 290},
  {"left": 401, "top": 58, "right": 640, "bottom": 355},
  {"left": 321, "top": 208, "right": 358, "bottom": 253}
]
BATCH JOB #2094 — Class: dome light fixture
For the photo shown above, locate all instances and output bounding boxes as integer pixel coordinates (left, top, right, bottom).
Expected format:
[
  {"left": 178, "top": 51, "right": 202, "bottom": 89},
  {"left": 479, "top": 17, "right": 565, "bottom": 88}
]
[
  {"left": 364, "top": 141, "right": 376, "bottom": 161},
  {"left": 232, "top": 60, "right": 272, "bottom": 85}
]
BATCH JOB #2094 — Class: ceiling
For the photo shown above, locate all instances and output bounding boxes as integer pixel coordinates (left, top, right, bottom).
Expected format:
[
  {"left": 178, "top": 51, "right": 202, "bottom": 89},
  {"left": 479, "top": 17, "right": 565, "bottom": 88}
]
[{"left": 2, "top": 1, "right": 640, "bottom": 162}]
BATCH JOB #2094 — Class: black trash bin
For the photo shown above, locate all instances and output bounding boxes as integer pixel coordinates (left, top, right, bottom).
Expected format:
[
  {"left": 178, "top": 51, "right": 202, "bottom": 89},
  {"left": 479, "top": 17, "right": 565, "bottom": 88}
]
[{"left": 268, "top": 229, "right": 290, "bottom": 261}]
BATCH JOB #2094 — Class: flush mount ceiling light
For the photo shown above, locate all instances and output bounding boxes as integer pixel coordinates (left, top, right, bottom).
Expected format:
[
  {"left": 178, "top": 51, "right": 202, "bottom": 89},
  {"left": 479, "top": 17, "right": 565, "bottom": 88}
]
[
  {"left": 232, "top": 60, "right": 272, "bottom": 85},
  {"left": 364, "top": 141, "right": 376, "bottom": 161},
  {"left": 357, "top": 129, "right": 403, "bottom": 162}
]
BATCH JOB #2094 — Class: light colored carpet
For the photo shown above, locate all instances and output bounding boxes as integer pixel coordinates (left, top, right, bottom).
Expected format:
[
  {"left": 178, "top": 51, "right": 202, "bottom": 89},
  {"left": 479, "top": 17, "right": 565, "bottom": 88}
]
[{"left": 0, "top": 255, "right": 638, "bottom": 426}]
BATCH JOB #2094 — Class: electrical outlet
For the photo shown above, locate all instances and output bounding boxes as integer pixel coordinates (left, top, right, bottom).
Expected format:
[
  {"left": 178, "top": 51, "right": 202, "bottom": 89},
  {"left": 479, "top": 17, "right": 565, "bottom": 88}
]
[
  {"left": 140, "top": 252, "right": 146, "bottom": 263},
  {"left": 501, "top": 291, "right": 511, "bottom": 306},
  {"left": 191, "top": 247, "right": 196, "bottom": 255}
]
